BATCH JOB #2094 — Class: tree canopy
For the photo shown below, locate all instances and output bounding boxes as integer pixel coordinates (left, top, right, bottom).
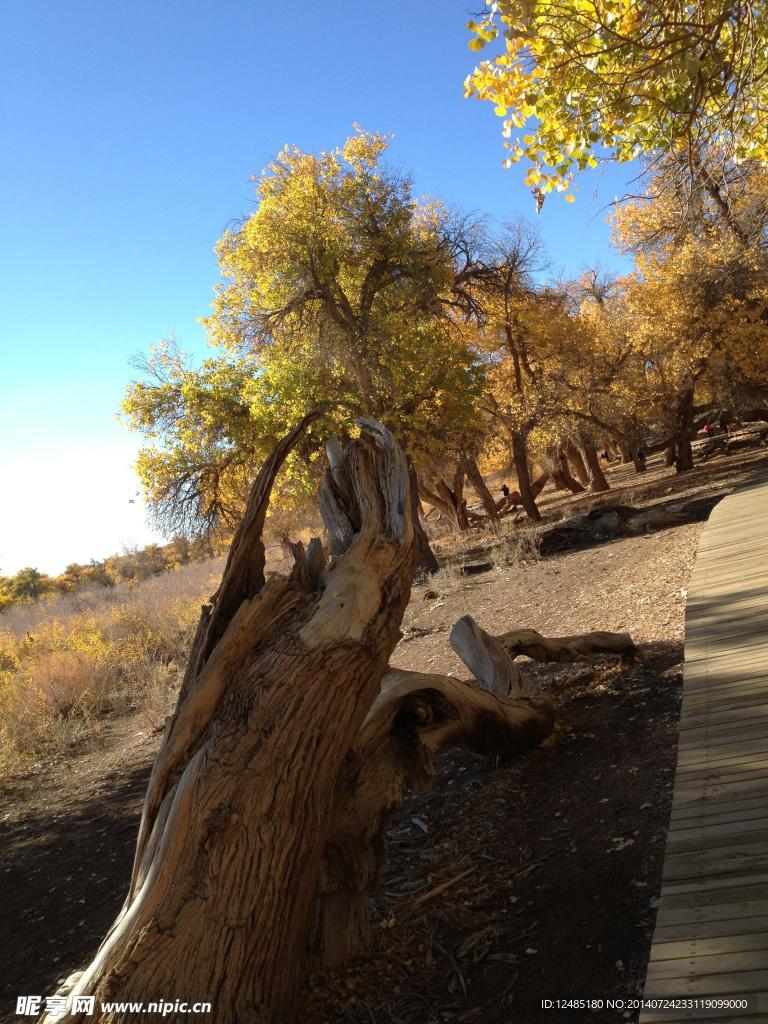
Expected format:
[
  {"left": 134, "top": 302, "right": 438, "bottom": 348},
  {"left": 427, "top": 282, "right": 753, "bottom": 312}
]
[
  {"left": 464, "top": 1, "right": 768, "bottom": 202},
  {"left": 124, "top": 131, "right": 488, "bottom": 538}
]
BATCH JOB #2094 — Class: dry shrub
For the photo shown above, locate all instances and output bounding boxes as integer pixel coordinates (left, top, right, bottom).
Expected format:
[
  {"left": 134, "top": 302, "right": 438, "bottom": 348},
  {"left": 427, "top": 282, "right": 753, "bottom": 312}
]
[
  {"left": 490, "top": 524, "right": 543, "bottom": 568},
  {"left": 429, "top": 561, "right": 465, "bottom": 596},
  {"left": 0, "top": 559, "right": 224, "bottom": 781},
  {"left": 26, "top": 649, "right": 98, "bottom": 718}
]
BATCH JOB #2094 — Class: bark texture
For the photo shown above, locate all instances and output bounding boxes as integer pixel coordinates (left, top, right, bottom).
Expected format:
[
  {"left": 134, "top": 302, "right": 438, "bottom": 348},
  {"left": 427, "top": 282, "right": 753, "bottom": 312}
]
[
  {"left": 312, "top": 628, "right": 555, "bottom": 967},
  {"left": 546, "top": 447, "right": 585, "bottom": 494},
  {"left": 407, "top": 459, "right": 439, "bottom": 575},
  {"left": 496, "top": 627, "right": 637, "bottom": 663},
  {"left": 47, "top": 417, "right": 415, "bottom": 1024},
  {"left": 564, "top": 443, "right": 590, "bottom": 487},
  {"left": 511, "top": 431, "right": 543, "bottom": 521},
  {"left": 463, "top": 457, "right": 499, "bottom": 521},
  {"left": 673, "top": 389, "right": 695, "bottom": 472},
  {"left": 578, "top": 442, "right": 611, "bottom": 493},
  {"left": 419, "top": 466, "right": 470, "bottom": 531}
]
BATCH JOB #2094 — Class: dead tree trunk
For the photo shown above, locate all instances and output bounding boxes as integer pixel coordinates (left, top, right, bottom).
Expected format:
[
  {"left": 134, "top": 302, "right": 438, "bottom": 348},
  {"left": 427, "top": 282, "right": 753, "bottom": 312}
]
[
  {"left": 309, "top": 611, "right": 636, "bottom": 968},
  {"left": 312, "top": 621, "right": 555, "bottom": 967},
  {"left": 463, "top": 457, "right": 499, "bottom": 521},
  {"left": 511, "top": 430, "right": 542, "bottom": 521},
  {"left": 495, "top": 626, "right": 637, "bottom": 663},
  {"left": 48, "top": 417, "right": 415, "bottom": 1024}
]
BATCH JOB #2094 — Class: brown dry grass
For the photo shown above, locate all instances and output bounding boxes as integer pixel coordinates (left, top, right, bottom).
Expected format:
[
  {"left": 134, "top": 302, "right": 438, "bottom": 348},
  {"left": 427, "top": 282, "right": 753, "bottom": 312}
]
[{"left": 0, "top": 559, "right": 225, "bottom": 780}]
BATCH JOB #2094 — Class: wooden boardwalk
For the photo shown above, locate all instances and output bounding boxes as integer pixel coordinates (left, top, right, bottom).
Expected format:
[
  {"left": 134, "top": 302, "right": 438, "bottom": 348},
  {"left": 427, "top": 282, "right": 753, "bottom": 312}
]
[{"left": 640, "top": 476, "right": 768, "bottom": 1023}]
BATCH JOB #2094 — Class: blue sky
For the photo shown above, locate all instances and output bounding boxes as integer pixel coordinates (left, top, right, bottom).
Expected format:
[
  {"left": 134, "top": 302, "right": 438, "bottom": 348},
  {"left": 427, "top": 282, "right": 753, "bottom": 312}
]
[{"left": 0, "top": 0, "right": 636, "bottom": 575}]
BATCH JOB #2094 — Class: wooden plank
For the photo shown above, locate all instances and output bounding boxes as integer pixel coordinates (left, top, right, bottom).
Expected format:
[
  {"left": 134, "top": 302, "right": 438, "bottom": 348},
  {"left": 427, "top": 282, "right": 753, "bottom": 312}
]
[
  {"left": 677, "top": 742, "right": 768, "bottom": 769},
  {"left": 680, "top": 695, "right": 768, "bottom": 718},
  {"left": 662, "top": 853, "right": 768, "bottom": 884},
  {"left": 655, "top": 915, "right": 768, "bottom": 943},
  {"left": 678, "top": 707, "right": 768, "bottom": 734},
  {"left": 680, "top": 692, "right": 768, "bottom": 714},
  {"left": 686, "top": 619, "right": 768, "bottom": 643},
  {"left": 685, "top": 636, "right": 768, "bottom": 659},
  {"left": 649, "top": 932, "right": 768, "bottom": 962},
  {"left": 668, "top": 818, "right": 768, "bottom": 842},
  {"left": 660, "top": 872, "right": 768, "bottom": 898},
  {"left": 673, "top": 760, "right": 768, "bottom": 781},
  {"left": 680, "top": 688, "right": 768, "bottom": 709},
  {"left": 677, "top": 720, "right": 768, "bottom": 746},
  {"left": 656, "top": 891, "right": 768, "bottom": 920},
  {"left": 680, "top": 681, "right": 767, "bottom": 702},
  {"left": 668, "top": 822, "right": 768, "bottom": 847},
  {"left": 642, "top": 969, "right": 768, "bottom": 995},
  {"left": 663, "top": 836, "right": 768, "bottom": 862},
  {"left": 641, "top": 478, "right": 768, "bottom": 1024},
  {"left": 671, "top": 798, "right": 768, "bottom": 824},
  {"left": 677, "top": 735, "right": 768, "bottom": 760},
  {"left": 671, "top": 777, "right": 768, "bottom": 803},
  {"left": 646, "top": 949, "right": 768, "bottom": 980}
]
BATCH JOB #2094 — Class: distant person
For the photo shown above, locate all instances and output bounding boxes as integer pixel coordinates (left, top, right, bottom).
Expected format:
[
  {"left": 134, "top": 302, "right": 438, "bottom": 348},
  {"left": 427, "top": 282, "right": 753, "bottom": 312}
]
[
  {"left": 500, "top": 483, "right": 510, "bottom": 498},
  {"left": 600, "top": 450, "right": 610, "bottom": 461}
]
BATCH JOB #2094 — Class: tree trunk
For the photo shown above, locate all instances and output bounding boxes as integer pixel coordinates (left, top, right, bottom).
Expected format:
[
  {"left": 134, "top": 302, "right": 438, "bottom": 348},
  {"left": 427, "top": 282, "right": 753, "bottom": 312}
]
[
  {"left": 419, "top": 466, "right": 470, "bottom": 532},
  {"left": 674, "top": 389, "right": 696, "bottom": 473},
  {"left": 619, "top": 442, "right": 633, "bottom": 464},
  {"left": 48, "top": 417, "right": 415, "bottom": 1024},
  {"left": 546, "top": 447, "right": 585, "bottom": 494},
  {"left": 312, "top": 614, "right": 557, "bottom": 968},
  {"left": 579, "top": 443, "right": 610, "bottom": 493},
  {"left": 511, "top": 431, "right": 542, "bottom": 521},
  {"left": 407, "top": 459, "right": 439, "bottom": 575},
  {"left": 676, "top": 436, "right": 694, "bottom": 472},
  {"left": 664, "top": 441, "right": 676, "bottom": 466},
  {"left": 312, "top": 665, "right": 554, "bottom": 966},
  {"left": 463, "top": 457, "right": 499, "bottom": 521},
  {"left": 564, "top": 444, "right": 590, "bottom": 487}
]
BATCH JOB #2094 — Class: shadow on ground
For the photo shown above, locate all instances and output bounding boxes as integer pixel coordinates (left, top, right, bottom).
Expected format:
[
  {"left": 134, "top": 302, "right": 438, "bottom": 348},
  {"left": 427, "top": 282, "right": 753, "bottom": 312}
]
[{"left": 0, "top": 757, "right": 150, "bottom": 1018}]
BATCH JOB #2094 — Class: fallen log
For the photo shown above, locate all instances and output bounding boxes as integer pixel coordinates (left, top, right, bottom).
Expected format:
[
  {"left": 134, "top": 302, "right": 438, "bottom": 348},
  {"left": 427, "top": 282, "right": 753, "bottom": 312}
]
[
  {"left": 540, "top": 502, "right": 688, "bottom": 553},
  {"left": 497, "top": 625, "right": 637, "bottom": 663},
  {"left": 451, "top": 615, "right": 637, "bottom": 666}
]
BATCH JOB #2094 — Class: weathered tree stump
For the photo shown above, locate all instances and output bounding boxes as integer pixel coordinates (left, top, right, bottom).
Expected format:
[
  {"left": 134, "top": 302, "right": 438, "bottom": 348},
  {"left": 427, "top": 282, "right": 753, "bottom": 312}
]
[{"left": 45, "top": 417, "right": 415, "bottom": 1024}]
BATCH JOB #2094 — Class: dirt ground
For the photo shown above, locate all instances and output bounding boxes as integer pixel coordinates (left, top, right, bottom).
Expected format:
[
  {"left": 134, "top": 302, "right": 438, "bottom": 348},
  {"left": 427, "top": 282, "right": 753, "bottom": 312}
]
[{"left": 2, "top": 447, "right": 767, "bottom": 1024}]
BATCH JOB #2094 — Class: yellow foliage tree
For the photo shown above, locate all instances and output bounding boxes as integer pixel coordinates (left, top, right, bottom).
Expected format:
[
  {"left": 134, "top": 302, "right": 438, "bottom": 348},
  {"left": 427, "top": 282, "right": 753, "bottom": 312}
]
[{"left": 464, "top": 2, "right": 768, "bottom": 207}]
